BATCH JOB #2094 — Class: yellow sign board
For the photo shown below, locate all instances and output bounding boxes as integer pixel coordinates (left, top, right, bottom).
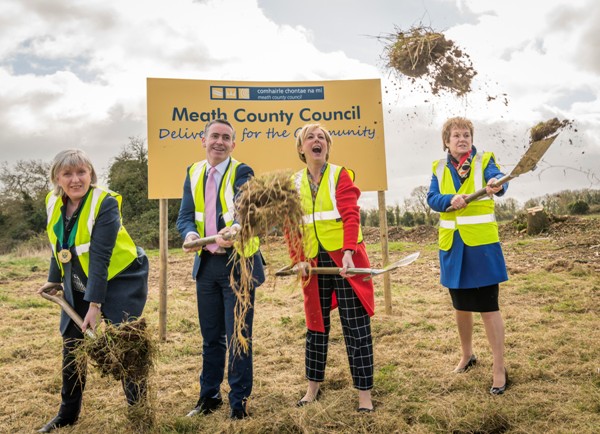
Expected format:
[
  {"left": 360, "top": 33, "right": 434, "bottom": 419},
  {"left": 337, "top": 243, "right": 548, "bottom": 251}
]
[{"left": 147, "top": 78, "right": 387, "bottom": 199}]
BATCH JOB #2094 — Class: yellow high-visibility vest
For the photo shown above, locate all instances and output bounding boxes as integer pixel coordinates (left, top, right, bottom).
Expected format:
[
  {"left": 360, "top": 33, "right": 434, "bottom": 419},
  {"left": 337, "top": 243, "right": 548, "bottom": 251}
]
[
  {"left": 433, "top": 152, "right": 500, "bottom": 251},
  {"left": 293, "top": 164, "right": 363, "bottom": 258},
  {"left": 189, "top": 159, "right": 259, "bottom": 257},
  {"left": 46, "top": 186, "right": 138, "bottom": 279}
]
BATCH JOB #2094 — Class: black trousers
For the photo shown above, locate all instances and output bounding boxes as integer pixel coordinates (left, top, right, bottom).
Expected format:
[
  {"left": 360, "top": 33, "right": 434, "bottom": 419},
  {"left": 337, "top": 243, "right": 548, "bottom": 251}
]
[
  {"left": 58, "top": 291, "right": 145, "bottom": 420},
  {"left": 304, "top": 249, "right": 374, "bottom": 390}
]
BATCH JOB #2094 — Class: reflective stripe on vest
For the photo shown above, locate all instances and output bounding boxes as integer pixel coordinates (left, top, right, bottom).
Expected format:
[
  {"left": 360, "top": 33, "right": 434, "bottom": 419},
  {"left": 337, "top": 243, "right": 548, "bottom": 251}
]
[
  {"left": 456, "top": 214, "right": 496, "bottom": 225},
  {"left": 45, "top": 186, "right": 138, "bottom": 280},
  {"left": 46, "top": 194, "right": 61, "bottom": 255},
  {"left": 294, "top": 164, "right": 362, "bottom": 258},
  {"left": 433, "top": 152, "right": 499, "bottom": 250},
  {"left": 189, "top": 159, "right": 259, "bottom": 257}
]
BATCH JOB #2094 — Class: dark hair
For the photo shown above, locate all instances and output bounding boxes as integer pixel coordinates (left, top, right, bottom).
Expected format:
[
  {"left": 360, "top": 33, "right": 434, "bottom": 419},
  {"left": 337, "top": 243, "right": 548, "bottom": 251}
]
[{"left": 204, "top": 118, "right": 236, "bottom": 140}]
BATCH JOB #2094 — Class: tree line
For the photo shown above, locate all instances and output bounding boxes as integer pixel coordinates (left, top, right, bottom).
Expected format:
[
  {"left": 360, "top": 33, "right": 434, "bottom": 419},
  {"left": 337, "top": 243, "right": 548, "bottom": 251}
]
[{"left": 1, "top": 138, "right": 599, "bottom": 254}]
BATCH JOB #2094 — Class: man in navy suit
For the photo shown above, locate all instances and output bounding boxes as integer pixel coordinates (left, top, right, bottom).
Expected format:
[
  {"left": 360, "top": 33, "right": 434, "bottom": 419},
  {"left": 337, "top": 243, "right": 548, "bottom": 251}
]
[{"left": 176, "top": 118, "right": 265, "bottom": 420}]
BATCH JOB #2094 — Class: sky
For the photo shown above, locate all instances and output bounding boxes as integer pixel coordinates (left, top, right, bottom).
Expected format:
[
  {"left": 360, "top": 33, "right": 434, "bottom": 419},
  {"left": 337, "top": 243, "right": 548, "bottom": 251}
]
[{"left": 1, "top": 0, "right": 599, "bottom": 209}]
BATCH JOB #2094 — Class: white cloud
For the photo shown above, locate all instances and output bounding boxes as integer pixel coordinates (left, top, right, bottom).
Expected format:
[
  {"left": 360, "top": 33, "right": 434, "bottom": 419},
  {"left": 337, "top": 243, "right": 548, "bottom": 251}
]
[
  {"left": 0, "top": 0, "right": 379, "bottom": 169},
  {"left": 0, "top": 0, "right": 598, "bottom": 207}
]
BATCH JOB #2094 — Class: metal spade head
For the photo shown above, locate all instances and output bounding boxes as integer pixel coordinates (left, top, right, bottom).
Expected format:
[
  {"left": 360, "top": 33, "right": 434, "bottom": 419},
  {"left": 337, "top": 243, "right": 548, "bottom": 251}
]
[{"left": 510, "top": 134, "right": 558, "bottom": 177}]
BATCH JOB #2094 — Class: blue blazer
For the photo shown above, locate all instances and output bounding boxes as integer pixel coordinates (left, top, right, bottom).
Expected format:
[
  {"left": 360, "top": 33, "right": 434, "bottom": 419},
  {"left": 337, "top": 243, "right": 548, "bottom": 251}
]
[
  {"left": 48, "top": 195, "right": 149, "bottom": 334},
  {"left": 176, "top": 160, "right": 265, "bottom": 284},
  {"left": 426, "top": 147, "right": 508, "bottom": 289}
]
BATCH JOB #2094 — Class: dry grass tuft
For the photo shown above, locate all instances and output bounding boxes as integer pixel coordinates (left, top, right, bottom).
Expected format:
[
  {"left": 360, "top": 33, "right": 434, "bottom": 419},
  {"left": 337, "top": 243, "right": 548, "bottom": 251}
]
[
  {"left": 74, "top": 317, "right": 157, "bottom": 428},
  {"left": 76, "top": 317, "right": 156, "bottom": 382},
  {"left": 230, "top": 170, "right": 304, "bottom": 354},
  {"left": 2, "top": 215, "right": 599, "bottom": 433},
  {"left": 384, "top": 25, "right": 477, "bottom": 96},
  {"left": 234, "top": 170, "right": 304, "bottom": 241}
]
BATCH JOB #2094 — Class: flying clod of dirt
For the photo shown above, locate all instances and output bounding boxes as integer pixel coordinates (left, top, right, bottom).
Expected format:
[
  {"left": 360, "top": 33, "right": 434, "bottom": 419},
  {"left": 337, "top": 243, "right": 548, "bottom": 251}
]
[
  {"left": 530, "top": 118, "right": 573, "bottom": 143},
  {"left": 384, "top": 25, "right": 477, "bottom": 96}
]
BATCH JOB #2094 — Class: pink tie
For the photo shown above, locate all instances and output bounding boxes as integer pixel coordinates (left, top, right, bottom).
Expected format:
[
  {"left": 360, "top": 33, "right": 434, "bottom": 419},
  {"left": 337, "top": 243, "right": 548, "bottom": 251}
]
[{"left": 204, "top": 166, "right": 219, "bottom": 253}]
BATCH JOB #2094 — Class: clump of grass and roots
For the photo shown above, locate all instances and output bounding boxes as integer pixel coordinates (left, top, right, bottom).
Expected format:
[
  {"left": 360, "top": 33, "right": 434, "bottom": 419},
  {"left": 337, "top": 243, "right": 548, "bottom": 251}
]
[
  {"left": 384, "top": 25, "right": 477, "bottom": 96},
  {"left": 74, "top": 317, "right": 157, "bottom": 429},
  {"left": 231, "top": 170, "right": 304, "bottom": 354},
  {"left": 530, "top": 118, "right": 573, "bottom": 142}
]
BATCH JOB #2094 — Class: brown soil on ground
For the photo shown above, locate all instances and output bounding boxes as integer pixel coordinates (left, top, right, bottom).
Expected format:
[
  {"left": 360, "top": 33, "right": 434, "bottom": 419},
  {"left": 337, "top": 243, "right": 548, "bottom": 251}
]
[{"left": 364, "top": 215, "right": 600, "bottom": 274}]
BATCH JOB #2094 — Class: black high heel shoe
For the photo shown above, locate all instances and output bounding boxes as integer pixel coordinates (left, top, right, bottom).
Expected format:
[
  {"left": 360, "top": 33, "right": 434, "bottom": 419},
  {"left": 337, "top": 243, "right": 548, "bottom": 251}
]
[
  {"left": 490, "top": 369, "right": 509, "bottom": 395},
  {"left": 453, "top": 354, "right": 477, "bottom": 373}
]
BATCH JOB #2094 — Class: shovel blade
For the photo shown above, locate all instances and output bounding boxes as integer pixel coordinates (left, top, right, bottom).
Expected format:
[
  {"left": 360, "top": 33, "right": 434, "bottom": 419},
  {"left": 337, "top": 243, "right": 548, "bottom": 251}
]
[
  {"left": 510, "top": 134, "right": 558, "bottom": 177},
  {"left": 368, "top": 251, "right": 421, "bottom": 278}
]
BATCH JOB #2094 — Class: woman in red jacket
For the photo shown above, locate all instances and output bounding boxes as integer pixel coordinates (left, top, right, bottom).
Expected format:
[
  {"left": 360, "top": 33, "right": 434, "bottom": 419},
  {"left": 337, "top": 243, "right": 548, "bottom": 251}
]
[{"left": 289, "top": 123, "right": 375, "bottom": 412}]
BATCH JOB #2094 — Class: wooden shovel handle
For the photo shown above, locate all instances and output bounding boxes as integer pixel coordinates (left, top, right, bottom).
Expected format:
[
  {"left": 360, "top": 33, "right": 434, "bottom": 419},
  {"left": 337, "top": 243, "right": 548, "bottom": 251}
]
[
  {"left": 183, "top": 224, "right": 241, "bottom": 249},
  {"left": 445, "top": 174, "right": 513, "bottom": 212},
  {"left": 40, "top": 290, "right": 96, "bottom": 339},
  {"left": 275, "top": 266, "right": 375, "bottom": 276}
]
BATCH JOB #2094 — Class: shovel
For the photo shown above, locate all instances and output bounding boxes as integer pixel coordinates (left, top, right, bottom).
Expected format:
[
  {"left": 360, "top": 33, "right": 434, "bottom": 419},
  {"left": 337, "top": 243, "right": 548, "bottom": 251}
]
[
  {"left": 183, "top": 223, "right": 241, "bottom": 250},
  {"left": 275, "top": 251, "right": 420, "bottom": 281},
  {"left": 40, "top": 284, "right": 96, "bottom": 338},
  {"left": 445, "top": 134, "right": 558, "bottom": 212}
]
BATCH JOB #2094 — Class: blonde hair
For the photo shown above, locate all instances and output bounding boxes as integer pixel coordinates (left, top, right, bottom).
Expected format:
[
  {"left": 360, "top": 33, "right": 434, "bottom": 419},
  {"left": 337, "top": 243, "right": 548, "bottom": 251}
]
[
  {"left": 295, "top": 123, "right": 332, "bottom": 163},
  {"left": 441, "top": 117, "right": 474, "bottom": 151},
  {"left": 50, "top": 149, "right": 97, "bottom": 196}
]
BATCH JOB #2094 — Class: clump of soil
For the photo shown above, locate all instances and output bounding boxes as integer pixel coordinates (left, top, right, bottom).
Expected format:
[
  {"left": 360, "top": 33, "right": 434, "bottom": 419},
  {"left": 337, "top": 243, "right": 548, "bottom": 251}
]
[
  {"left": 235, "top": 170, "right": 304, "bottom": 239},
  {"left": 530, "top": 118, "right": 573, "bottom": 142},
  {"left": 73, "top": 317, "right": 156, "bottom": 427},
  {"left": 77, "top": 317, "right": 156, "bottom": 382},
  {"left": 384, "top": 26, "right": 477, "bottom": 96}
]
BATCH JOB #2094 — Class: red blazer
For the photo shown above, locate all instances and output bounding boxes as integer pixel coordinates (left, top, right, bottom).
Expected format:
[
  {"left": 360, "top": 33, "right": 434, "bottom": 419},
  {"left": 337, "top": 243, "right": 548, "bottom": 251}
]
[{"left": 290, "top": 167, "right": 375, "bottom": 332}]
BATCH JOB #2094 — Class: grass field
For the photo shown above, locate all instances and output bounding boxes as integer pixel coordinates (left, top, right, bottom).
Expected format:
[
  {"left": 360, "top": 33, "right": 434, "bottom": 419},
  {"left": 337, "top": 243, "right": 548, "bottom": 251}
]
[{"left": 0, "top": 217, "right": 599, "bottom": 433}]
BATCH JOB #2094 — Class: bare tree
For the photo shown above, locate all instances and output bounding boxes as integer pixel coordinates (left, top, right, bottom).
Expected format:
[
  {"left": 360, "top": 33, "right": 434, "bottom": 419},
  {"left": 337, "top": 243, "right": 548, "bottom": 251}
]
[
  {"left": 0, "top": 160, "right": 50, "bottom": 200},
  {"left": 411, "top": 185, "right": 433, "bottom": 225}
]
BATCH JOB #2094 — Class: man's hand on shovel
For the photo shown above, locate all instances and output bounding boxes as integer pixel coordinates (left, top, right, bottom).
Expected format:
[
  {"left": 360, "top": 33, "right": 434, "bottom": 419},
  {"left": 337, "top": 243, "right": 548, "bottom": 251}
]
[{"left": 183, "top": 223, "right": 242, "bottom": 252}]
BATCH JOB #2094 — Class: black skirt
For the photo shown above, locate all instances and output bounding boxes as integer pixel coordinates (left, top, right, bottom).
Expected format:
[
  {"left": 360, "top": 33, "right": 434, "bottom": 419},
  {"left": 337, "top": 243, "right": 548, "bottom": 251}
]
[{"left": 449, "top": 284, "right": 499, "bottom": 312}]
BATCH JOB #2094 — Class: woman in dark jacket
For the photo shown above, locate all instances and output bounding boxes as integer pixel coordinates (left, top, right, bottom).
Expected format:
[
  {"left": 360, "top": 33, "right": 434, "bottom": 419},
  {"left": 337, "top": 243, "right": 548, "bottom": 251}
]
[{"left": 37, "top": 149, "right": 148, "bottom": 432}]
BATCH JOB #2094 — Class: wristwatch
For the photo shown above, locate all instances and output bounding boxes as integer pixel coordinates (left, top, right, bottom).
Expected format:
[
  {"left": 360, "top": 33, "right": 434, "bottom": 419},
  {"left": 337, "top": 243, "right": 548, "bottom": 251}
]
[{"left": 90, "top": 302, "right": 102, "bottom": 309}]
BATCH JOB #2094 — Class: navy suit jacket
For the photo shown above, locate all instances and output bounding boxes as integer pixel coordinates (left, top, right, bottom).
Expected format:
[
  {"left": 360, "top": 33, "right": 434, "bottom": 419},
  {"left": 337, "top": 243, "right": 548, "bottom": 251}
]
[{"left": 176, "top": 159, "right": 265, "bottom": 284}]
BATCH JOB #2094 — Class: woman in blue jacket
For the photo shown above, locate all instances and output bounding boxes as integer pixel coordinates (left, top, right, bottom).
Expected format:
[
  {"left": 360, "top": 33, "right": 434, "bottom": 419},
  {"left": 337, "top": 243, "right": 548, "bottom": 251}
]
[{"left": 427, "top": 117, "right": 509, "bottom": 395}]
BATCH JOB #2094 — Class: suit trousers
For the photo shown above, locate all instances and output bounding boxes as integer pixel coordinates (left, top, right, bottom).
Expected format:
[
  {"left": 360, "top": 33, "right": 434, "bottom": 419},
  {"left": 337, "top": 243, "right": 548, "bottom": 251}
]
[{"left": 195, "top": 252, "right": 255, "bottom": 411}]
